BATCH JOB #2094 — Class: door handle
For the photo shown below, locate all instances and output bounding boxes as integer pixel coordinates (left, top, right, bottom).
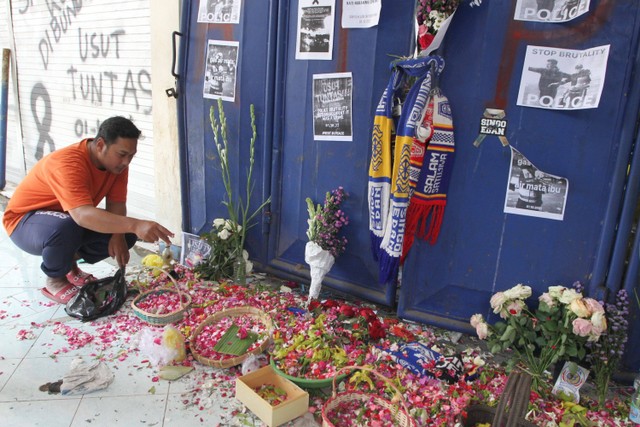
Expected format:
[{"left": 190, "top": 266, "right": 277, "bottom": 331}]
[{"left": 166, "top": 31, "right": 182, "bottom": 98}]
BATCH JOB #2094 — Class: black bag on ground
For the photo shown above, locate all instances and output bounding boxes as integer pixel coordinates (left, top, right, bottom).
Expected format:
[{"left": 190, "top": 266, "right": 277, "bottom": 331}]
[{"left": 65, "top": 267, "right": 128, "bottom": 321}]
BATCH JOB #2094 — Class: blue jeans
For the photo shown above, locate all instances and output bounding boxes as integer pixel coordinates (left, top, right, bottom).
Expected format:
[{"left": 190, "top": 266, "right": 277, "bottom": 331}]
[{"left": 10, "top": 210, "right": 137, "bottom": 278}]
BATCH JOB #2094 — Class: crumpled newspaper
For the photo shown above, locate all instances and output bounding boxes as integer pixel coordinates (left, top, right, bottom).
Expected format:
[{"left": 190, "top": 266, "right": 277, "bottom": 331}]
[{"left": 60, "top": 358, "right": 114, "bottom": 395}]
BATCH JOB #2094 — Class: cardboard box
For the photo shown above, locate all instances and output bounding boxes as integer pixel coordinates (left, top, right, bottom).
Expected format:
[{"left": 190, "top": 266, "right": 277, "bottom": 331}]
[{"left": 236, "top": 365, "right": 309, "bottom": 427}]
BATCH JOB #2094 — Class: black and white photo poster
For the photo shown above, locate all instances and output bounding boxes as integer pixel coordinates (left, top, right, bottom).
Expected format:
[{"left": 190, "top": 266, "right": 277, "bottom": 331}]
[
  {"left": 517, "top": 44, "right": 609, "bottom": 110},
  {"left": 514, "top": 0, "right": 590, "bottom": 23},
  {"left": 313, "top": 72, "right": 353, "bottom": 141},
  {"left": 504, "top": 147, "right": 568, "bottom": 221},
  {"left": 203, "top": 40, "right": 239, "bottom": 102},
  {"left": 296, "top": 0, "right": 336, "bottom": 60},
  {"left": 197, "top": 0, "right": 242, "bottom": 24}
]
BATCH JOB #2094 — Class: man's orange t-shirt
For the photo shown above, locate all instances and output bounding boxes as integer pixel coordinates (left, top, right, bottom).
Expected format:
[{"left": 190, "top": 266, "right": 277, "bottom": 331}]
[{"left": 2, "top": 139, "right": 128, "bottom": 236}]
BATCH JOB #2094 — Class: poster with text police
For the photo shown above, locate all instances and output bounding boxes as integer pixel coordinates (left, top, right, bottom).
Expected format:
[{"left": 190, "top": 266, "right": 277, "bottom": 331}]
[
  {"left": 514, "top": 0, "right": 590, "bottom": 23},
  {"left": 517, "top": 44, "right": 609, "bottom": 110},
  {"left": 198, "top": 0, "right": 241, "bottom": 24}
]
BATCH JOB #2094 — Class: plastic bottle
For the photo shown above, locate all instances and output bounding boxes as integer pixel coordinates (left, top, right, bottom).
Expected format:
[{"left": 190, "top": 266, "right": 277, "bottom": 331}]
[{"left": 630, "top": 374, "right": 640, "bottom": 424}]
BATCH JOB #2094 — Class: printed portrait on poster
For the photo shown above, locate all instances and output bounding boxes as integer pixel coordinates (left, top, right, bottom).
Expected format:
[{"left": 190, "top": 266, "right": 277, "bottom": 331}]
[
  {"left": 203, "top": 40, "right": 239, "bottom": 102},
  {"left": 517, "top": 44, "right": 610, "bottom": 110},
  {"left": 312, "top": 72, "right": 353, "bottom": 141},
  {"left": 180, "top": 232, "right": 212, "bottom": 267},
  {"left": 197, "top": 0, "right": 241, "bottom": 24},
  {"left": 514, "top": 0, "right": 590, "bottom": 23},
  {"left": 296, "top": 0, "right": 336, "bottom": 60},
  {"left": 504, "top": 147, "right": 568, "bottom": 221}
]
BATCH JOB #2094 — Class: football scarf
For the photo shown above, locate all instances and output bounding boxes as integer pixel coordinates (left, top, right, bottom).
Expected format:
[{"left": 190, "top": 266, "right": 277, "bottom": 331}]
[
  {"left": 402, "top": 90, "right": 455, "bottom": 262},
  {"left": 368, "top": 55, "right": 445, "bottom": 284}
]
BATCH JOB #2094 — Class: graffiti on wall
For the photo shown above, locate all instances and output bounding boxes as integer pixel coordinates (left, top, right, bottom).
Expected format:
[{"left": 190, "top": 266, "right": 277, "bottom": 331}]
[{"left": 18, "top": 0, "right": 151, "bottom": 160}]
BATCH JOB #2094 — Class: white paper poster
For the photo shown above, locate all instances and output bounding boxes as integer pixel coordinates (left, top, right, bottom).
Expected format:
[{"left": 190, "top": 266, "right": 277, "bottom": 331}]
[
  {"left": 504, "top": 147, "right": 568, "bottom": 221},
  {"left": 203, "top": 40, "right": 240, "bottom": 102},
  {"left": 341, "top": 0, "right": 381, "bottom": 28},
  {"left": 312, "top": 72, "right": 353, "bottom": 141},
  {"left": 296, "top": 0, "right": 336, "bottom": 60},
  {"left": 514, "top": 0, "right": 590, "bottom": 23},
  {"left": 517, "top": 44, "right": 610, "bottom": 110},
  {"left": 197, "top": 0, "right": 242, "bottom": 24}
]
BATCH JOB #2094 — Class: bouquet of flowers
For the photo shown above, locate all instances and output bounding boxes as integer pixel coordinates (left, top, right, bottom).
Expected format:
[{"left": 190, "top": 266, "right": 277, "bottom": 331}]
[
  {"left": 195, "top": 218, "right": 252, "bottom": 281},
  {"left": 470, "top": 283, "right": 607, "bottom": 392},
  {"left": 304, "top": 187, "right": 349, "bottom": 302},
  {"left": 415, "top": 0, "right": 482, "bottom": 51}
]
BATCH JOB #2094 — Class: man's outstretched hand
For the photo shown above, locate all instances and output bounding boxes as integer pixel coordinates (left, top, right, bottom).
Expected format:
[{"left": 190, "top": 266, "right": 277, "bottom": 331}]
[{"left": 134, "top": 220, "right": 174, "bottom": 245}]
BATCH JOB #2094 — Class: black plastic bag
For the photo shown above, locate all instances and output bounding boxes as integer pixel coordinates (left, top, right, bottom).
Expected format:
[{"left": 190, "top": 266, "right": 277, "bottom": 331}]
[{"left": 65, "top": 267, "right": 128, "bottom": 322}]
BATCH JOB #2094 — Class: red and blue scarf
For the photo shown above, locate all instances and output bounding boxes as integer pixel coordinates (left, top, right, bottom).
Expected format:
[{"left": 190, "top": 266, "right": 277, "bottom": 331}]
[{"left": 368, "top": 56, "right": 445, "bottom": 284}]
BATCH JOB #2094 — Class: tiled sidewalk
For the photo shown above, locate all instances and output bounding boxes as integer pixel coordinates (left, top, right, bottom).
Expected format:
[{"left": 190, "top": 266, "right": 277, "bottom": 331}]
[{"left": 0, "top": 225, "right": 254, "bottom": 427}]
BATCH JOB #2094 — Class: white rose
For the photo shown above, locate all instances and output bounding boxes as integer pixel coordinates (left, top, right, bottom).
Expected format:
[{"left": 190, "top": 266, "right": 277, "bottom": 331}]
[
  {"left": 548, "top": 286, "right": 566, "bottom": 299},
  {"left": 503, "top": 284, "right": 532, "bottom": 300},
  {"left": 213, "top": 218, "right": 226, "bottom": 227},
  {"left": 475, "top": 322, "right": 489, "bottom": 340},
  {"left": 559, "top": 288, "right": 581, "bottom": 305},
  {"left": 590, "top": 311, "right": 607, "bottom": 336},
  {"left": 218, "top": 229, "right": 230, "bottom": 240},
  {"left": 490, "top": 291, "right": 507, "bottom": 313},
  {"left": 470, "top": 313, "right": 484, "bottom": 328}
]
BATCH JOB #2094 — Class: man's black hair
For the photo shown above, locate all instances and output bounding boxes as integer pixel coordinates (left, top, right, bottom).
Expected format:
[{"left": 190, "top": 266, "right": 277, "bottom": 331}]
[{"left": 95, "top": 116, "right": 141, "bottom": 145}]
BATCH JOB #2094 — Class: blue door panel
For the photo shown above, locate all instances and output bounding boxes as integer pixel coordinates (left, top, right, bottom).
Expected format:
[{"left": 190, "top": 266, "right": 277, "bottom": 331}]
[
  {"left": 179, "top": 0, "right": 277, "bottom": 261},
  {"left": 266, "top": 0, "right": 416, "bottom": 306},
  {"left": 398, "top": 2, "right": 640, "bottom": 334}
]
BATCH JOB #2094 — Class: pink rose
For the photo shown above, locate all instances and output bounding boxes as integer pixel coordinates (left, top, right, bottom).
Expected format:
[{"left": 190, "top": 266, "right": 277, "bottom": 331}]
[
  {"left": 475, "top": 322, "right": 489, "bottom": 340},
  {"left": 470, "top": 313, "right": 484, "bottom": 328},
  {"left": 572, "top": 318, "right": 592, "bottom": 337},
  {"left": 506, "top": 300, "right": 525, "bottom": 316},
  {"left": 539, "top": 292, "right": 555, "bottom": 308},
  {"left": 584, "top": 298, "right": 604, "bottom": 314}
]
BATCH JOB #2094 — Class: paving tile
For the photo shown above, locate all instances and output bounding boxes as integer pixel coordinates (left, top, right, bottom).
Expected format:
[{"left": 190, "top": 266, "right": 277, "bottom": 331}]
[
  {"left": 0, "top": 399, "right": 81, "bottom": 427},
  {"left": 0, "top": 358, "right": 20, "bottom": 391},
  {"left": 70, "top": 395, "right": 167, "bottom": 427}
]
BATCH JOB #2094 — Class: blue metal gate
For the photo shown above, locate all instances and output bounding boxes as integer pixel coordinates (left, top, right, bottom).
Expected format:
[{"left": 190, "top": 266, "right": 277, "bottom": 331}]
[
  {"left": 177, "top": 0, "right": 640, "bottom": 372},
  {"left": 396, "top": 1, "right": 640, "bottom": 374}
]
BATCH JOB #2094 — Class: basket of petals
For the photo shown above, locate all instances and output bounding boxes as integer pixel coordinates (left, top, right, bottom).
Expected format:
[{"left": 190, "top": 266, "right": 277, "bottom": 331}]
[
  {"left": 190, "top": 306, "right": 273, "bottom": 369},
  {"left": 321, "top": 365, "right": 416, "bottom": 427},
  {"left": 131, "top": 269, "right": 191, "bottom": 325}
]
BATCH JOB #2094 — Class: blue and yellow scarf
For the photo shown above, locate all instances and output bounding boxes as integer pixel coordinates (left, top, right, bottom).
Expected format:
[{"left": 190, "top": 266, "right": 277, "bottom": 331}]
[{"left": 368, "top": 56, "right": 445, "bottom": 284}]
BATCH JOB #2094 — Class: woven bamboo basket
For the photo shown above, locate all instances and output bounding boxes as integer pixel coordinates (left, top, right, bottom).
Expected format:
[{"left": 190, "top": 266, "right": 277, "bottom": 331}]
[
  {"left": 131, "top": 268, "right": 191, "bottom": 325},
  {"left": 461, "top": 371, "right": 537, "bottom": 427},
  {"left": 190, "top": 306, "right": 273, "bottom": 369},
  {"left": 322, "top": 366, "right": 416, "bottom": 427}
]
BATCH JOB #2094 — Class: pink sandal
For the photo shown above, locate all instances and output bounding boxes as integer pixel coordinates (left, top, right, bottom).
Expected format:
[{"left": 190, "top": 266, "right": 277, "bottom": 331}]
[
  {"left": 41, "top": 284, "right": 79, "bottom": 304},
  {"left": 66, "top": 269, "right": 98, "bottom": 287}
]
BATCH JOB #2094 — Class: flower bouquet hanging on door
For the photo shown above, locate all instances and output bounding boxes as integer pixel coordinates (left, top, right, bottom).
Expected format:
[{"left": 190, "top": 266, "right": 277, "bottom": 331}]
[{"left": 304, "top": 187, "right": 349, "bottom": 306}]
